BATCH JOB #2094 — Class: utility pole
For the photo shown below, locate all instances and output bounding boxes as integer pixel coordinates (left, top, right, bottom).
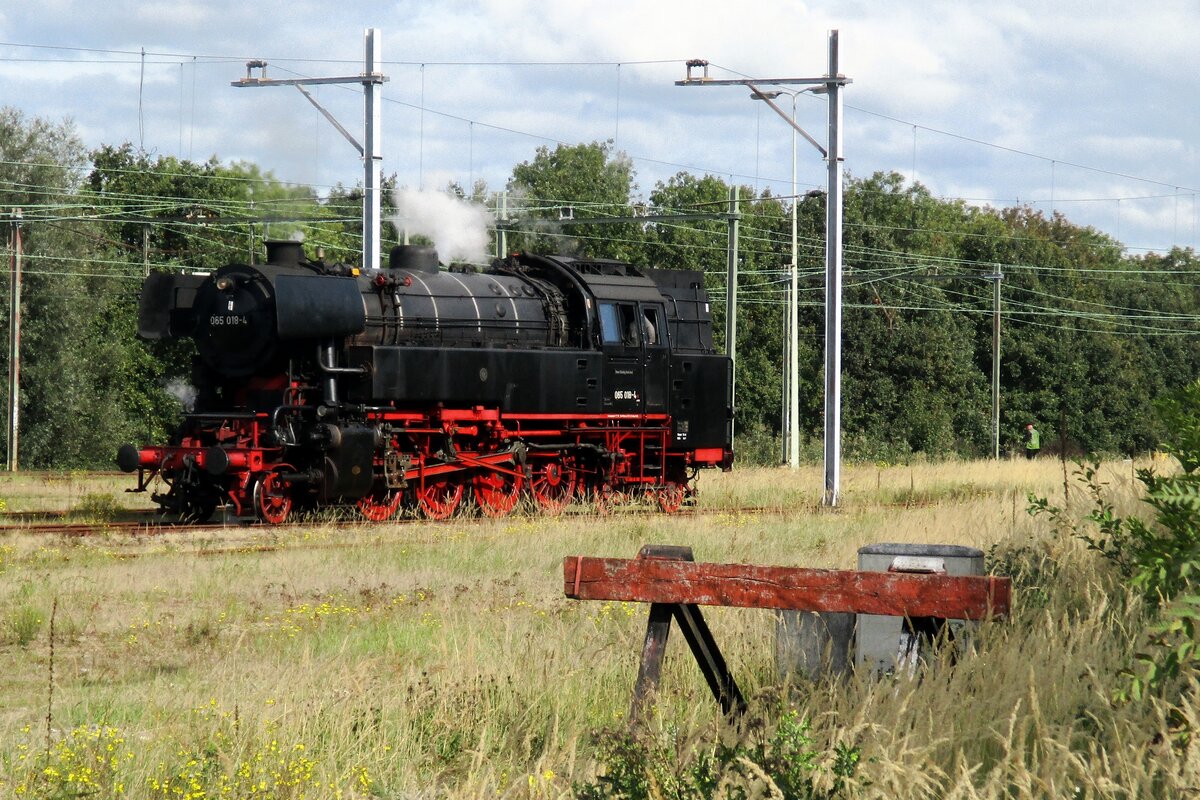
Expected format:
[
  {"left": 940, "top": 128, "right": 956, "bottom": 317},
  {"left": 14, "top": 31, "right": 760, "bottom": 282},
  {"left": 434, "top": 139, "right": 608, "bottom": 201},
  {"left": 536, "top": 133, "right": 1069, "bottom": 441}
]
[
  {"left": 496, "top": 191, "right": 509, "bottom": 258},
  {"left": 905, "top": 269, "right": 1004, "bottom": 459},
  {"left": 232, "top": 28, "right": 388, "bottom": 271},
  {"left": 7, "top": 210, "right": 22, "bottom": 471},
  {"left": 753, "top": 89, "right": 801, "bottom": 468},
  {"left": 727, "top": 185, "right": 740, "bottom": 441},
  {"left": 821, "top": 31, "right": 845, "bottom": 506},
  {"left": 789, "top": 111, "right": 798, "bottom": 470},
  {"left": 988, "top": 270, "right": 1003, "bottom": 459},
  {"left": 678, "top": 30, "right": 851, "bottom": 504}
]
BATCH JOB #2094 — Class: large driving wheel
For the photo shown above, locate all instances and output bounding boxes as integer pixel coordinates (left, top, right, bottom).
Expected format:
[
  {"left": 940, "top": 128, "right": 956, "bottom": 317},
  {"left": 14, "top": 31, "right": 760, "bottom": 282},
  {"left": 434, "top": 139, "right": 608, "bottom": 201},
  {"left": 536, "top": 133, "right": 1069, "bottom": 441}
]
[
  {"left": 254, "top": 471, "right": 292, "bottom": 525},
  {"left": 179, "top": 495, "right": 218, "bottom": 524},
  {"left": 529, "top": 459, "right": 577, "bottom": 515},
  {"left": 474, "top": 469, "right": 524, "bottom": 518},
  {"left": 415, "top": 478, "right": 464, "bottom": 520},
  {"left": 588, "top": 483, "right": 614, "bottom": 516},
  {"left": 356, "top": 489, "right": 403, "bottom": 522},
  {"left": 655, "top": 481, "right": 686, "bottom": 514}
]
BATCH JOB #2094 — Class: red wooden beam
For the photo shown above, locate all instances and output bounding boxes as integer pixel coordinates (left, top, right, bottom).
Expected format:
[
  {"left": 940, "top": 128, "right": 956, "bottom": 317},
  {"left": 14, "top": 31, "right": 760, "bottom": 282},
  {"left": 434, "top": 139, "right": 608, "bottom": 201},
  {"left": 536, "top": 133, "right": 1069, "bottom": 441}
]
[{"left": 564, "top": 556, "right": 1010, "bottom": 620}]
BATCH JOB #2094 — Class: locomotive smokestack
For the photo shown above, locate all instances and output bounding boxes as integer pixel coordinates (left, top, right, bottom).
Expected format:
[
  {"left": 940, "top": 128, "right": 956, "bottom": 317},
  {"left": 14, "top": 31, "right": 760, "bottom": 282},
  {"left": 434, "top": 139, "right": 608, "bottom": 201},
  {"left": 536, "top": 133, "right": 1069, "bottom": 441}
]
[
  {"left": 389, "top": 244, "right": 439, "bottom": 273},
  {"left": 265, "top": 241, "right": 304, "bottom": 267}
]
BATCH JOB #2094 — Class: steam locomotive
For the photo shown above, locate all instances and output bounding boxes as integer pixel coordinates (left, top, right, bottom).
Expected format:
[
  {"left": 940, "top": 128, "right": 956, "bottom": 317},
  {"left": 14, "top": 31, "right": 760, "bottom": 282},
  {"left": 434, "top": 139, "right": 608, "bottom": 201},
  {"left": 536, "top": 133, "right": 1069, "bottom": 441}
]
[{"left": 117, "top": 241, "right": 733, "bottom": 523}]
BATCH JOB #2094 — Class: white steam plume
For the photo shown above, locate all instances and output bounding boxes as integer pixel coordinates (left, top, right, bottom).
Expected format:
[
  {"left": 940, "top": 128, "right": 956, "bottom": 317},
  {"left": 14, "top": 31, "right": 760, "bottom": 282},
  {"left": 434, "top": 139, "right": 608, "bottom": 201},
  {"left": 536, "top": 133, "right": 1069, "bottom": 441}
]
[
  {"left": 393, "top": 188, "right": 492, "bottom": 264},
  {"left": 166, "top": 379, "right": 197, "bottom": 412}
]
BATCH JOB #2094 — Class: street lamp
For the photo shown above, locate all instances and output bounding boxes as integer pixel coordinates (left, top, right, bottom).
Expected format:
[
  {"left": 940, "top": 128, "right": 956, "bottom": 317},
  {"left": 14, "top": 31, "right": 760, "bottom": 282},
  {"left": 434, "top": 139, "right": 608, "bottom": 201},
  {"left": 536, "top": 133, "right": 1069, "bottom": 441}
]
[
  {"left": 679, "top": 31, "right": 850, "bottom": 504},
  {"left": 232, "top": 29, "right": 388, "bottom": 271}
]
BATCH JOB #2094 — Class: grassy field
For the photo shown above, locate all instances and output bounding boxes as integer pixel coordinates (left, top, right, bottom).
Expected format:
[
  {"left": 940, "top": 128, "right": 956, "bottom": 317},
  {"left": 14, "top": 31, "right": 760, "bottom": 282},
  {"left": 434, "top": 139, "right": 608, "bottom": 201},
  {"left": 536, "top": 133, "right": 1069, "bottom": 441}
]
[{"left": 0, "top": 458, "right": 1193, "bottom": 798}]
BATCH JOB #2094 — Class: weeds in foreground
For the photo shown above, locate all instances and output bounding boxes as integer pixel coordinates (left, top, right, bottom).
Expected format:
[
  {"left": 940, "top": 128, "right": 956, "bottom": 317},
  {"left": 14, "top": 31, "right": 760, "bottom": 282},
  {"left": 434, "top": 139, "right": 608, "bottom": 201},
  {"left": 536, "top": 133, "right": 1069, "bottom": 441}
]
[
  {"left": 1029, "top": 379, "right": 1200, "bottom": 704},
  {"left": 576, "top": 708, "right": 861, "bottom": 800},
  {"left": 6, "top": 703, "right": 376, "bottom": 800},
  {"left": 4, "top": 603, "right": 42, "bottom": 646},
  {"left": 9, "top": 722, "right": 133, "bottom": 797}
]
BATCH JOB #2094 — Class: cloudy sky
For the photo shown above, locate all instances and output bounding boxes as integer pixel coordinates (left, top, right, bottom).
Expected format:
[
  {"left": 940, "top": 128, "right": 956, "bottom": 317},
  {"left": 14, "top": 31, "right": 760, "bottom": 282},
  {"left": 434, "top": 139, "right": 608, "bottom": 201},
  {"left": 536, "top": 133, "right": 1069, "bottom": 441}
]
[{"left": 1, "top": 0, "right": 1197, "bottom": 255}]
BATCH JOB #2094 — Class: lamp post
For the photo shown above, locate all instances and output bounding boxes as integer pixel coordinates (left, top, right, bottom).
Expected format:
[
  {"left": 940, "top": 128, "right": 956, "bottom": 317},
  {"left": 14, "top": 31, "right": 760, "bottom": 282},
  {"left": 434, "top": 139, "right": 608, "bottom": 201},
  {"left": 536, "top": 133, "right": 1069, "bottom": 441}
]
[
  {"left": 232, "top": 29, "right": 388, "bottom": 271},
  {"left": 752, "top": 90, "right": 801, "bottom": 470},
  {"left": 682, "top": 32, "right": 849, "bottom": 505}
]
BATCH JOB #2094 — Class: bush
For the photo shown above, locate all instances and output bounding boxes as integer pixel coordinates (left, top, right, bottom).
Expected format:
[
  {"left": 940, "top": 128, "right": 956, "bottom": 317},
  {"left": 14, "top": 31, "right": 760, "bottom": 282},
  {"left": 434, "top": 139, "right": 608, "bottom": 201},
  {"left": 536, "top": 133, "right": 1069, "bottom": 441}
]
[
  {"left": 1030, "top": 379, "right": 1200, "bottom": 701},
  {"left": 4, "top": 604, "right": 42, "bottom": 646},
  {"left": 72, "top": 492, "right": 121, "bottom": 521},
  {"left": 576, "top": 707, "right": 860, "bottom": 799}
]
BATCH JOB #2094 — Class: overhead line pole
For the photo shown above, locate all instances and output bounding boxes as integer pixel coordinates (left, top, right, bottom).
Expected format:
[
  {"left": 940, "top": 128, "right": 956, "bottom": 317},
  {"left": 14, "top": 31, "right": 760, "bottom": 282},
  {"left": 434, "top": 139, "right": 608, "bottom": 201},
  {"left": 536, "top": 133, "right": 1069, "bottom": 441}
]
[
  {"left": 727, "top": 186, "right": 740, "bottom": 443},
  {"left": 822, "top": 31, "right": 845, "bottom": 505},
  {"left": 990, "top": 270, "right": 1003, "bottom": 459},
  {"left": 7, "top": 210, "right": 21, "bottom": 472},
  {"left": 232, "top": 28, "right": 388, "bottom": 271},
  {"left": 677, "top": 30, "right": 851, "bottom": 505}
]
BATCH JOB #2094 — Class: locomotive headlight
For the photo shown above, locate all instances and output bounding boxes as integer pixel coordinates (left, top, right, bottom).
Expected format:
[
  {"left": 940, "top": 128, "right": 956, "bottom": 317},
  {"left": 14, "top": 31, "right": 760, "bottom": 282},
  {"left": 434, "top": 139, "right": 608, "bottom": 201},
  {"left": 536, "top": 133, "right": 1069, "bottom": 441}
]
[{"left": 216, "top": 276, "right": 235, "bottom": 292}]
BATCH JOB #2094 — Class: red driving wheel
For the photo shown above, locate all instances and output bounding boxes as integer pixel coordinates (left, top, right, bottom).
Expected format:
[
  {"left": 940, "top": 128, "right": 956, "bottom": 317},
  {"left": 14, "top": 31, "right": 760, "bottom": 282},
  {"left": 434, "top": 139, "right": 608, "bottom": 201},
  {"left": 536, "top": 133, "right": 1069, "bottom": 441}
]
[
  {"left": 415, "top": 478, "right": 464, "bottom": 520},
  {"left": 255, "top": 471, "right": 292, "bottom": 525}
]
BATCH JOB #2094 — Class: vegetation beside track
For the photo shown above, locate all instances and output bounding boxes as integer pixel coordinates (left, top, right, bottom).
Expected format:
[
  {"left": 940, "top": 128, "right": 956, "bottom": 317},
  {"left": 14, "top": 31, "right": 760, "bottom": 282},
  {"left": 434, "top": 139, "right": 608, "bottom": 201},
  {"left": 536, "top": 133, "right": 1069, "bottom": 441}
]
[{"left": 1, "top": 453, "right": 1196, "bottom": 798}]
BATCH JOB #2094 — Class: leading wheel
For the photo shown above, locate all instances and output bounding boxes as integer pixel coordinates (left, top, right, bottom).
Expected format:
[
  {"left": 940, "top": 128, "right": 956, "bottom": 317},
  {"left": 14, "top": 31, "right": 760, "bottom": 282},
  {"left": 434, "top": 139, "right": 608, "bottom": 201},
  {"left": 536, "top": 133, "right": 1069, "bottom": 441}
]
[
  {"left": 474, "top": 470, "right": 524, "bottom": 518},
  {"left": 415, "top": 478, "right": 464, "bottom": 520},
  {"left": 529, "top": 460, "right": 577, "bottom": 515},
  {"left": 179, "top": 496, "right": 218, "bottom": 524},
  {"left": 254, "top": 472, "right": 292, "bottom": 525}
]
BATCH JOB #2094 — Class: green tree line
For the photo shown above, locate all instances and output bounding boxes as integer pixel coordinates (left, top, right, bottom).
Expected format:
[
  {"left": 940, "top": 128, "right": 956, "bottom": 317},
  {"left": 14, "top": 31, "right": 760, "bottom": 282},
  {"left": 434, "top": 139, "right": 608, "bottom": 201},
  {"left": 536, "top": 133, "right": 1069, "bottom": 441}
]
[{"left": 0, "top": 110, "right": 1195, "bottom": 468}]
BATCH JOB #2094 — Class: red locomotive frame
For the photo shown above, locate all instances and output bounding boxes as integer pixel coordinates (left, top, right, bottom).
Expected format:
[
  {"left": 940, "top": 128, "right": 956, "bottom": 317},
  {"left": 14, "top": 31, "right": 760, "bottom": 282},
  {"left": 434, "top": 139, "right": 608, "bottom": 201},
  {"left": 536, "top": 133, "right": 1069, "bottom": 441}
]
[{"left": 124, "top": 404, "right": 728, "bottom": 524}]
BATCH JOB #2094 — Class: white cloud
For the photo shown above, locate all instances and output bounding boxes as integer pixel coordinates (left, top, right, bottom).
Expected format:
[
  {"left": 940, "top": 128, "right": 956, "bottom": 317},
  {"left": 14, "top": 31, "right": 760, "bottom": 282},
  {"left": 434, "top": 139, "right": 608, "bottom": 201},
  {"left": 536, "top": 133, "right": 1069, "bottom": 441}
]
[{"left": 0, "top": 0, "right": 1194, "bottom": 252}]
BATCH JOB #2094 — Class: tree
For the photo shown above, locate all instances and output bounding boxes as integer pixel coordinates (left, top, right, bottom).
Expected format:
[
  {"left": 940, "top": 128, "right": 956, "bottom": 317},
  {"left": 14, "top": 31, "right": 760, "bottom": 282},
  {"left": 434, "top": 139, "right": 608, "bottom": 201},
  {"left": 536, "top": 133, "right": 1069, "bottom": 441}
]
[
  {"left": 506, "top": 141, "right": 638, "bottom": 259},
  {"left": 0, "top": 110, "right": 156, "bottom": 467}
]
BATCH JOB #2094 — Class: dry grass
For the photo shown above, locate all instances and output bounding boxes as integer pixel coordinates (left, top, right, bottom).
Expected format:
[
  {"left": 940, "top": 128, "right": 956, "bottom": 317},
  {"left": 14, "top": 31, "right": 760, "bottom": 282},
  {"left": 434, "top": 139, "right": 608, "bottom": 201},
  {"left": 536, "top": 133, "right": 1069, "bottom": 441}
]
[{"left": 0, "top": 456, "right": 1192, "bottom": 798}]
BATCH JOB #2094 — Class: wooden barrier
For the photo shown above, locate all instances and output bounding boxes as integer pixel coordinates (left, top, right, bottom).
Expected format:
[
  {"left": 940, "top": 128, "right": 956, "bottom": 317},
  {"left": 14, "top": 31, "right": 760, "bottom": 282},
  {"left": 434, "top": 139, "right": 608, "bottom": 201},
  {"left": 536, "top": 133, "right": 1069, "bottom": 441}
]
[{"left": 564, "top": 545, "right": 1011, "bottom": 720}]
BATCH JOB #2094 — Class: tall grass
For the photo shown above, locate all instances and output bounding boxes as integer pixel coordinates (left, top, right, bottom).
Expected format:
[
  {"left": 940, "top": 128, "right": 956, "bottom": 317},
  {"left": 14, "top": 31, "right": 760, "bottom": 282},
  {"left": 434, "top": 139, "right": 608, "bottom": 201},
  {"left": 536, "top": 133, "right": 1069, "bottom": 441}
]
[{"left": 0, "top": 457, "right": 1192, "bottom": 797}]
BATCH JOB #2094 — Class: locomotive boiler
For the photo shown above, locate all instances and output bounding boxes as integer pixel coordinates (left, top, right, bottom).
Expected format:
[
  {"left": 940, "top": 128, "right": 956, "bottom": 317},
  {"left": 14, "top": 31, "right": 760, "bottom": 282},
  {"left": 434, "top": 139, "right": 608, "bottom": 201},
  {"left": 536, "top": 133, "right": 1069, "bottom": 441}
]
[{"left": 118, "top": 241, "right": 733, "bottom": 523}]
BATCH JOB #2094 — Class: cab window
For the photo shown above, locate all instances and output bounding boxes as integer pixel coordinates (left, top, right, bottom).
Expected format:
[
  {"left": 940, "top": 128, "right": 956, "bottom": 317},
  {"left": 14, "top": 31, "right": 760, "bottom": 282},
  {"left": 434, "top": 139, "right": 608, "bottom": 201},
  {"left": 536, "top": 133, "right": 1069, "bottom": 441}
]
[
  {"left": 599, "top": 302, "right": 641, "bottom": 346},
  {"left": 641, "top": 306, "right": 664, "bottom": 347},
  {"left": 598, "top": 303, "right": 621, "bottom": 344}
]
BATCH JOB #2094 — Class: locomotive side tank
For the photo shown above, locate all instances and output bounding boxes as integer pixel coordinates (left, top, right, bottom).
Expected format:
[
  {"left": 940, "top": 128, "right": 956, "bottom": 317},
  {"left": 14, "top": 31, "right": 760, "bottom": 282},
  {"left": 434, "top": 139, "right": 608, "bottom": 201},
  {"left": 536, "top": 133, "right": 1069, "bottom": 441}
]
[{"left": 119, "top": 242, "right": 733, "bottom": 522}]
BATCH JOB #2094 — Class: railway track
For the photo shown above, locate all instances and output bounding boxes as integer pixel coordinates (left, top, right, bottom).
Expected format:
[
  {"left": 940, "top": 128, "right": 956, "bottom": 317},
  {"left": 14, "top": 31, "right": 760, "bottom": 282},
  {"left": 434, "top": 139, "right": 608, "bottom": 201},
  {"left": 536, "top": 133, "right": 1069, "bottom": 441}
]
[
  {"left": 0, "top": 494, "right": 972, "bottom": 563},
  {"left": 1, "top": 504, "right": 701, "bottom": 538},
  {"left": 0, "top": 493, "right": 955, "bottom": 540}
]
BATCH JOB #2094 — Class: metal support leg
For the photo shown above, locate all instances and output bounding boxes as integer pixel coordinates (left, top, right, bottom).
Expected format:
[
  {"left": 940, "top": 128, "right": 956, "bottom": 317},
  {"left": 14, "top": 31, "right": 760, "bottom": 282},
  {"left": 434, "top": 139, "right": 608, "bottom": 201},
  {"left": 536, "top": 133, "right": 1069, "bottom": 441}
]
[
  {"left": 631, "top": 602, "right": 674, "bottom": 723},
  {"left": 628, "top": 545, "right": 746, "bottom": 721},
  {"left": 672, "top": 603, "right": 746, "bottom": 716}
]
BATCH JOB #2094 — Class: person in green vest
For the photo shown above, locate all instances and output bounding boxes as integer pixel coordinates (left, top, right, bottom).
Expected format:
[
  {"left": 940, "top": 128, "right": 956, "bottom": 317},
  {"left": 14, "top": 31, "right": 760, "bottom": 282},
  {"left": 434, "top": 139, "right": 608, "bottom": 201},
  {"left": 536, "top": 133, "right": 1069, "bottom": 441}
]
[{"left": 1023, "top": 423, "right": 1041, "bottom": 459}]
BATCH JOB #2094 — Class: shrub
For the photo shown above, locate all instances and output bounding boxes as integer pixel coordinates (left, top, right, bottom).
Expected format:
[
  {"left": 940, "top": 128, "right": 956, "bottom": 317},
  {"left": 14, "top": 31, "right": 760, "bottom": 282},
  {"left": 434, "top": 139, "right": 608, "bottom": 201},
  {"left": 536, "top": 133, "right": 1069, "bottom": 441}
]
[
  {"left": 72, "top": 492, "right": 120, "bottom": 521},
  {"left": 1030, "top": 379, "right": 1200, "bottom": 701},
  {"left": 575, "top": 707, "right": 860, "bottom": 799},
  {"left": 4, "top": 604, "right": 42, "bottom": 647}
]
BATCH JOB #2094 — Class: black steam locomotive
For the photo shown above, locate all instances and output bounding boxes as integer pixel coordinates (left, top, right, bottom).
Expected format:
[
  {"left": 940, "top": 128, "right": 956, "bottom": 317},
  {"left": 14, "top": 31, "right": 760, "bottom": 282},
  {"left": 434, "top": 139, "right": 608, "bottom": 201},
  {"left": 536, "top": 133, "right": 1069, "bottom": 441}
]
[{"left": 118, "top": 241, "right": 733, "bottom": 523}]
